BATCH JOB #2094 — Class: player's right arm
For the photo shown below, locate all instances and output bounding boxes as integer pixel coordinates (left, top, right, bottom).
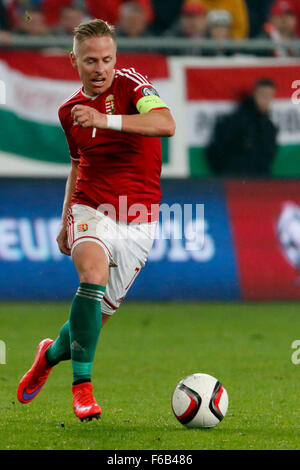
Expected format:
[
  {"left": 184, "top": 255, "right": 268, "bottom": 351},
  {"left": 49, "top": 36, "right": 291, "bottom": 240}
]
[{"left": 56, "top": 159, "right": 79, "bottom": 256}]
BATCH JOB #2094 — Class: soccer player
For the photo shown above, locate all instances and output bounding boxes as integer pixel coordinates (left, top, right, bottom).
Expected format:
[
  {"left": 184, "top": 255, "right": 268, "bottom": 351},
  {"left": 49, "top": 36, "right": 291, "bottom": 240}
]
[{"left": 17, "top": 19, "right": 175, "bottom": 421}]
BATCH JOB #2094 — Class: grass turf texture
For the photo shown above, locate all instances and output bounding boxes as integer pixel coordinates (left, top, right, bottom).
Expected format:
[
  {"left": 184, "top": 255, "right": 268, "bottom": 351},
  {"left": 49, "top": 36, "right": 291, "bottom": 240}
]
[{"left": 0, "top": 301, "right": 300, "bottom": 450}]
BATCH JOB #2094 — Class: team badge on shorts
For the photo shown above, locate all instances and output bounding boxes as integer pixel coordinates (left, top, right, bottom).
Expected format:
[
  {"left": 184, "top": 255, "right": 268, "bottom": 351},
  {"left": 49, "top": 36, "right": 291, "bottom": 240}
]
[
  {"left": 77, "top": 223, "right": 88, "bottom": 233},
  {"left": 105, "top": 94, "right": 115, "bottom": 114}
]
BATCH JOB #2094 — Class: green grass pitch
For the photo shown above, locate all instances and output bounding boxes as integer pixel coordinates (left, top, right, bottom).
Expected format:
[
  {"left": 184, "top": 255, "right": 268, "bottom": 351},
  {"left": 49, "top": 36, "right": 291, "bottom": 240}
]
[{"left": 1, "top": 301, "right": 300, "bottom": 450}]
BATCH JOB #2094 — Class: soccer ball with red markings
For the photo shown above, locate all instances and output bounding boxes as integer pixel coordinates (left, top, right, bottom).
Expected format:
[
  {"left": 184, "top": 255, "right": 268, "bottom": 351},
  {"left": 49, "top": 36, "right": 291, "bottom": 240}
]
[{"left": 171, "top": 373, "right": 229, "bottom": 428}]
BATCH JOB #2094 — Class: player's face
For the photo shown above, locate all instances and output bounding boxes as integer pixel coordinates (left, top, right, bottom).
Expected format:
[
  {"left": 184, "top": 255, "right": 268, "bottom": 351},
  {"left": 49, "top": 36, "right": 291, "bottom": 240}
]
[{"left": 71, "top": 36, "right": 117, "bottom": 96}]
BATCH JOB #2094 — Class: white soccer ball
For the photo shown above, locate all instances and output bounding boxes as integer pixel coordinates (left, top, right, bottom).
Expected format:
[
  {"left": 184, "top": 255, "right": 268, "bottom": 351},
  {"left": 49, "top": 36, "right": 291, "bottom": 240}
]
[{"left": 171, "top": 373, "right": 229, "bottom": 428}]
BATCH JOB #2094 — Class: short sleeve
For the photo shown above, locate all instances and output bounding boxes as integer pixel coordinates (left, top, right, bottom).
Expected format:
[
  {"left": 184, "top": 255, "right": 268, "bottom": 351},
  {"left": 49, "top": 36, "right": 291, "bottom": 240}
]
[{"left": 120, "top": 68, "right": 169, "bottom": 114}]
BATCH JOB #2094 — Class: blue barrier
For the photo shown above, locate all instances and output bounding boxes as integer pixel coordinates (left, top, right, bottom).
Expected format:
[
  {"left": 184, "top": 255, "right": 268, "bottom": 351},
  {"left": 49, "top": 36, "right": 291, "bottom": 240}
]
[
  {"left": 131, "top": 180, "right": 240, "bottom": 300},
  {"left": 0, "top": 179, "right": 240, "bottom": 300}
]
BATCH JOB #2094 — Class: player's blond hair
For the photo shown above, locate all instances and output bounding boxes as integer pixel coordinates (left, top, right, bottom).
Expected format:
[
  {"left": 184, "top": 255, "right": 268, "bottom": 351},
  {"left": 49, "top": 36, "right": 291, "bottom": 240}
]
[{"left": 73, "top": 19, "right": 116, "bottom": 43}]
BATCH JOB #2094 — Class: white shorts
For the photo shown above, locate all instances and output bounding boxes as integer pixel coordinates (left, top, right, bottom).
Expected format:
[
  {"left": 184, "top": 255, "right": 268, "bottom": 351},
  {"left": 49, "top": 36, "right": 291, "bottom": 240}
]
[{"left": 67, "top": 204, "right": 157, "bottom": 315}]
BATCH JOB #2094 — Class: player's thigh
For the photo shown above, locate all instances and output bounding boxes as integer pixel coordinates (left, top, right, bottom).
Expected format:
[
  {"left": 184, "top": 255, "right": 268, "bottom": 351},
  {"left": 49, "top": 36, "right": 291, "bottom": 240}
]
[
  {"left": 103, "top": 223, "right": 156, "bottom": 311},
  {"left": 72, "top": 241, "right": 109, "bottom": 286}
]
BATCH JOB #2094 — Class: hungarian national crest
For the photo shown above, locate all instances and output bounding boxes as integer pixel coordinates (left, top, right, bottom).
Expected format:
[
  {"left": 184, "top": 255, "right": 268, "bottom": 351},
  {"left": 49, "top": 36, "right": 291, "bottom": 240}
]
[
  {"left": 105, "top": 94, "right": 115, "bottom": 114},
  {"left": 77, "top": 223, "right": 88, "bottom": 233}
]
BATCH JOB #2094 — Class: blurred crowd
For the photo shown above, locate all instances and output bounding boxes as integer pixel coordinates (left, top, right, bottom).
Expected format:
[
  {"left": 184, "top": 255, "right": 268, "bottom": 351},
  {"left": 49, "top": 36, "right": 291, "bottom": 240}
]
[{"left": 0, "top": 0, "right": 300, "bottom": 56}]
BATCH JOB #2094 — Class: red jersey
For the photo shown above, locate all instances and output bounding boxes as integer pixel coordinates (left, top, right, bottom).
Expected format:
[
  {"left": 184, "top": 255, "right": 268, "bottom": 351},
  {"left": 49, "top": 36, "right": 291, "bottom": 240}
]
[{"left": 59, "top": 68, "right": 168, "bottom": 222}]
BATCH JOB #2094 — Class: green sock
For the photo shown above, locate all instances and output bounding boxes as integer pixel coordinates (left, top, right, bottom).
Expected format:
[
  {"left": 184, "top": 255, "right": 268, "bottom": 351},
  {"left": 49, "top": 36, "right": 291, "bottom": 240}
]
[
  {"left": 46, "top": 321, "right": 71, "bottom": 366},
  {"left": 70, "top": 282, "right": 105, "bottom": 384}
]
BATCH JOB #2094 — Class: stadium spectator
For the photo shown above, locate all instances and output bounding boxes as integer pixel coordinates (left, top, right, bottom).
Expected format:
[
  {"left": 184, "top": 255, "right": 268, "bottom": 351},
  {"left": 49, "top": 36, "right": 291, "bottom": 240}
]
[
  {"left": 151, "top": 0, "right": 184, "bottom": 35},
  {"left": 178, "top": 2, "right": 207, "bottom": 38},
  {"left": 0, "top": 0, "right": 12, "bottom": 30},
  {"left": 183, "top": 0, "right": 249, "bottom": 38},
  {"left": 260, "top": 0, "right": 298, "bottom": 57},
  {"left": 205, "top": 78, "right": 278, "bottom": 177},
  {"left": 165, "top": 4, "right": 207, "bottom": 43},
  {"left": 164, "top": 3, "right": 207, "bottom": 55},
  {"left": 116, "top": 2, "right": 151, "bottom": 38},
  {"left": 42, "top": 0, "right": 81, "bottom": 27},
  {"left": 6, "top": 0, "right": 155, "bottom": 30},
  {"left": 4, "top": 0, "right": 30, "bottom": 29},
  {"left": 289, "top": 0, "right": 300, "bottom": 37},
  {"left": 16, "top": 5, "right": 49, "bottom": 35},
  {"left": 0, "top": 0, "right": 12, "bottom": 44},
  {"left": 84, "top": 0, "right": 154, "bottom": 27},
  {"left": 53, "top": 4, "right": 87, "bottom": 35},
  {"left": 244, "top": 0, "right": 275, "bottom": 38},
  {"left": 204, "top": 9, "right": 234, "bottom": 56}
]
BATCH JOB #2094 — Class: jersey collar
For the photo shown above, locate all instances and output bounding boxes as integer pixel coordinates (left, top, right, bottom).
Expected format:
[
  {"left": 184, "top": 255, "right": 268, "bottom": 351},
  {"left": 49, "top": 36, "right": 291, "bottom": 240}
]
[{"left": 81, "top": 88, "right": 99, "bottom": 100}]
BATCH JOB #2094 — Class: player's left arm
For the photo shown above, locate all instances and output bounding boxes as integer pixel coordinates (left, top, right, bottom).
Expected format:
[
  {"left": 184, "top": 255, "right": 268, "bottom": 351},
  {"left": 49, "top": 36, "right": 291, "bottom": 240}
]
[
  {"left": 71, "top": 100, "right": 176, "bottom": 137},
  {"left": 119, "top": 108, "right": 175, "bottom": 137}
]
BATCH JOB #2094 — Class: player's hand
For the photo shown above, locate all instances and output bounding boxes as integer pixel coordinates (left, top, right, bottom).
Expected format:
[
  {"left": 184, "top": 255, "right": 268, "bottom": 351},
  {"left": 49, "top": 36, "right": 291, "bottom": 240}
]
[
  {"left": 56, "top": 225, "right": 71, "bottom": 256},
  {"left": 71, "top": 105, "right": 107, "bottom": 129}
]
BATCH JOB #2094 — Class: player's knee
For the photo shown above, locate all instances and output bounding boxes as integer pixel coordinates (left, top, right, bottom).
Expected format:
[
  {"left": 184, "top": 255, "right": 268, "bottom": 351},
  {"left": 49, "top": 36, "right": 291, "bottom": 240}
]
[{"left": 79, "top": 267, "right": 108, "bottom": 286}]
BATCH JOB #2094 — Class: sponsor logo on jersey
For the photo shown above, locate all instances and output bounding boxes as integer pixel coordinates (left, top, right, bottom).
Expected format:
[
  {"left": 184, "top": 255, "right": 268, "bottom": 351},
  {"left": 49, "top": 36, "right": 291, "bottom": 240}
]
[
  {"left": 141, "top": 87, "right": 159, "bottom": 97},
  {"left": 77, "top": 223, "right": 88, "bottom": 233},
  {"left": 105, "top": 94, "right": 115, "bottom": 114}
]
